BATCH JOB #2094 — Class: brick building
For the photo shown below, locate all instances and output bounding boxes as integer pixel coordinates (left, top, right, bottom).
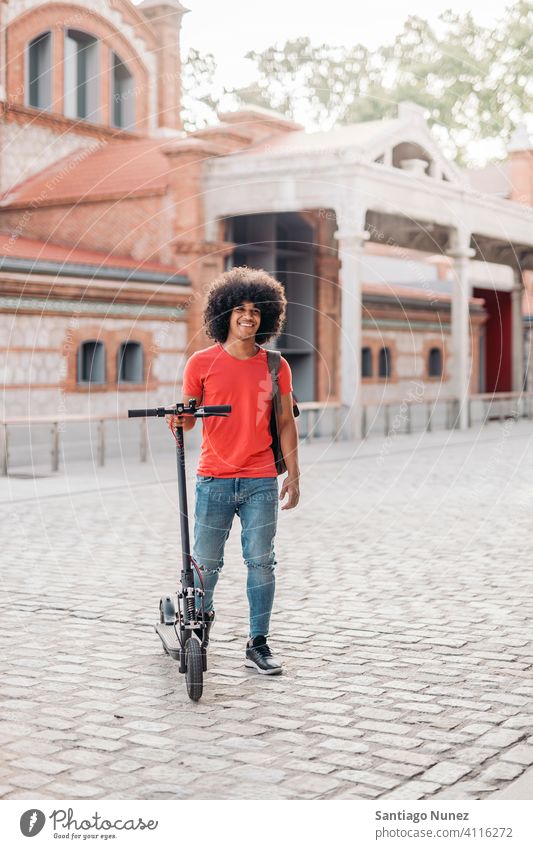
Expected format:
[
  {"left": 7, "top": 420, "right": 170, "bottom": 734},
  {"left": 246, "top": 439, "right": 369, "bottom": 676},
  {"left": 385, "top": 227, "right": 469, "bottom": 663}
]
[{"left": 1, "top": 0, "right": 532, "bottom": 441}]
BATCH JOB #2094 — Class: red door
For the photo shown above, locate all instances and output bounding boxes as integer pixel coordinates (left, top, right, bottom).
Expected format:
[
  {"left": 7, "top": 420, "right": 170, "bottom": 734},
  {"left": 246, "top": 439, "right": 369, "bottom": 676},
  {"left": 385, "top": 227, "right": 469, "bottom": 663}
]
[{"left": 473, "top": 288, "right": 512, "bottom": 393}]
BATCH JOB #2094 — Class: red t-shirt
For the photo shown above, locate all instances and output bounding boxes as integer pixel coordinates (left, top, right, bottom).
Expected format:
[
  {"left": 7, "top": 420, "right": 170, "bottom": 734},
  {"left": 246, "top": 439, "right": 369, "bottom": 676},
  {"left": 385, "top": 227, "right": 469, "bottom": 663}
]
[{"left": 182, "top": 343, "right": 293, "bottom": 478}]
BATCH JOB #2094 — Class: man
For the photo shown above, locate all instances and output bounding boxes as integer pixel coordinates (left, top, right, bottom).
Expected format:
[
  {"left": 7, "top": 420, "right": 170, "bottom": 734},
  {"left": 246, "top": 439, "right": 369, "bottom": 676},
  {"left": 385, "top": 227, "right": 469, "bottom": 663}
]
[{"left": 166, "top": 266, "right": 300, "bottom": 675}]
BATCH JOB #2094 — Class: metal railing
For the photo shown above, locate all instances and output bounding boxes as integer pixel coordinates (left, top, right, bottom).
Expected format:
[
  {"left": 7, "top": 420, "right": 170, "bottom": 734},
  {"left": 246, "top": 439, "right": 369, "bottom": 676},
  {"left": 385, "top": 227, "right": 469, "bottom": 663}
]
[
  {"left": 1, "top": 393, "right": 531, "bottom": 475},
  {"left": 0, "top": 413, "right": 149, "bottom": 476},
  {"left": 361, "top": 392, "right": 533, "bottom": 439},
  {"left": 297, "top": 401, "right": 342, "bottom": 443}
]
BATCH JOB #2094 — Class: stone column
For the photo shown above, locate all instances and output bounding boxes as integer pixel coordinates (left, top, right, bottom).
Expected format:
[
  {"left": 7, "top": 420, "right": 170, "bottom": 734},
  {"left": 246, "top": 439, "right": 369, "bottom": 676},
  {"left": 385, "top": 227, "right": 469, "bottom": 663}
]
[
  {"left": 139, "top": 0, "right": 188, "bottom": 132},
  {"left": 511, "top": 267, "right": 525, "bottom": 392},
  {"left": 447, "top": 231, "right": 474, "bottom": 430},
  {"left": 335, "top": 226, "right": 368, "bottom": 440}
]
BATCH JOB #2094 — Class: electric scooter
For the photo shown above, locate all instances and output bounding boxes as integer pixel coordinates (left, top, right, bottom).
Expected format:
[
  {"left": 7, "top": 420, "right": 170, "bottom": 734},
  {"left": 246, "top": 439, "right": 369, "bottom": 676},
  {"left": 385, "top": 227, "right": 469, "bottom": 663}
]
[{"left": 128, "top": 399, "right": 231, "bottom": 701}]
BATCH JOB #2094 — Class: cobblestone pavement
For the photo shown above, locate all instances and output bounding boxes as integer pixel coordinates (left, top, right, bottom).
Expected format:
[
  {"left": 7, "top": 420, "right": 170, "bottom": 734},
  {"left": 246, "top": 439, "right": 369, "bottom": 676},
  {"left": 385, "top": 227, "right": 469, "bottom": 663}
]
[{"left": 2, "top": 420, "right": 533, "bottom": 800}]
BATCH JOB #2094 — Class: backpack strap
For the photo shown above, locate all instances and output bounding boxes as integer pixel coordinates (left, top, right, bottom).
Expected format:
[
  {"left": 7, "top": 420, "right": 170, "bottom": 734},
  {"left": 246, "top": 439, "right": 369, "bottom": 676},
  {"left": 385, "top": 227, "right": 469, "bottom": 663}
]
[{"left": 266, "top": 349, "right": 283, "bottom": 417}]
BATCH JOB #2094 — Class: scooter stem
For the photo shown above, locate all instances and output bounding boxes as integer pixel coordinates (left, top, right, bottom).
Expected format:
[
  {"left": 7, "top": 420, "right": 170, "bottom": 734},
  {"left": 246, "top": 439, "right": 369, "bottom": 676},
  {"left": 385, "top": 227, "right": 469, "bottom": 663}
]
[{"left": 174, "top": 425, "right": 193, "bottom": 587}]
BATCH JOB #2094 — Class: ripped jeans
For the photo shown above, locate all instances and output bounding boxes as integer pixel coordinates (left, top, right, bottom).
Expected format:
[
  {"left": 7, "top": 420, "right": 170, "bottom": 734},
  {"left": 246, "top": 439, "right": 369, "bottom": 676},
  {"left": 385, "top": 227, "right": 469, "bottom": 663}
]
[{"left": 192, "top": 475, "right": 279, "bottom": 639}]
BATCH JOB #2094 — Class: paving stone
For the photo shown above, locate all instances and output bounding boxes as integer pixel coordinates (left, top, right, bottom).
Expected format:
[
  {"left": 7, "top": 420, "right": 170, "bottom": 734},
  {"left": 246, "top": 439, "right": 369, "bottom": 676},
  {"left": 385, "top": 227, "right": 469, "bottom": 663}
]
[
  {"left": 374, "top": 748, "right": 437, "bottom": 767},
  {"left": 357, "top": 721, "right": 414, "bottom": 735},
  {"left": 281, "top": 773, "right": 342, "bottom": 796},
  {"left": 108, "top": 759, "right": 145, "bottom": 773},
  {"left": 251, "top": 716, "right": 304, "bottom": 730},
  {"left": 421, "top": 761, "right": 472, "bottom": 785},
  {"left": 419, "top": 742, "right": 451, "bottom": 755},
  {"left": 65, "top": 769, "right": 104, "bottom": 782},
  {"left": 318, "top": 739, "right": 369, "bottom": 754},
  {"left": 0, "top": 785, "right": 15, "bottom": 797},
  {"left": 14, "top": 757, "right": 70, "bottom": 776},
  {"left": 77, "top": 724, "right": 131, "bottom": 739},
  {"left": 395, "top": 702, "right": 444, "bottom": 714},
  {"left": 479, "top": 761, "right": 524, "bottom": 782},
  {"left": 383, "top": 780, "right": 441, "bottom": 799},
  {"left": 376, "top": 761, "right": 424, "bottom": 778},
  {"left": 320, "top": 753, "right": 373, "bottom": 769},
  {"left": 501, "top": 744, "right": 533, "bottom": 765},
  {"left": 56, "top": 750, "right": 114, "bottom": 767},
  {"left": 367, "top": 732, "right": 423, "bottom": 750},
  {"left": 477, "top": 728, "right": 524, "bottom": 748},
  {"left": 334, "top": 769, "right": 401, "bottom": 790},
  {"left": 304, "top": 701, "right": 352, "bottom": 715},
  {"left": 285, "top": 759, "right": 337, "bottom": 775},
  {"left": 307, "top": 725, "right": 364, "bottom": 740},
  {"left": 461, "top": 723, "right": 494, "bottom": 735},
  {"left": 230, "top": 750, "right": 278, "bottom": 766},
  {"left": 5, "top": 739, "right": 61, "bottom": 757},
  {"left": 77, "top": 737, "right": 125, "bottom": 752},
  {"left": 7, "top": 771, "right": 55, "bottom": 790},
  {"left": 45, "top": 781, "right": 105, "bottom": 798},
  {"left": 228, "top": 765, "right": 287, "bottom": 783}
]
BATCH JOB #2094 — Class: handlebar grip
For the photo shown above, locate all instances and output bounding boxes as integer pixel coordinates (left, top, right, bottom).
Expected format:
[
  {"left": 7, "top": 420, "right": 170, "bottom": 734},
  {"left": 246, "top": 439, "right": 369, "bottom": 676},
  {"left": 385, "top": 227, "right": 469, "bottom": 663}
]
[
  {"left": 201, "top": 405, "right": 232, "bottom": 414},
  {"left": 128, "top": 408, "right": 162, "bottom": 417}
]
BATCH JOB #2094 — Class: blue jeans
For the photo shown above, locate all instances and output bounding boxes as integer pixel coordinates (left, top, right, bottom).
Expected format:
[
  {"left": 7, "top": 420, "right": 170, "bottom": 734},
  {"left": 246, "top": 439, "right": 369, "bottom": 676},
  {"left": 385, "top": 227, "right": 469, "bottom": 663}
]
[{"left": 192, "top": 476, "right": 279, "bottom": 639}]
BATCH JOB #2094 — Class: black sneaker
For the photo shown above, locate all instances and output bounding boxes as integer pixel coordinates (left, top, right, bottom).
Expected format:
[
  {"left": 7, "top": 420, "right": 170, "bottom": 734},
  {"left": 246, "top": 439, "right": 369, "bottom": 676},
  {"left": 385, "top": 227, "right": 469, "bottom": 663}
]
[
  {"left": 194, "top": 609, "right": 215, "bottom": 646},
  {"left": 245, "top": 636, "right": 282, "bottom": 675}
]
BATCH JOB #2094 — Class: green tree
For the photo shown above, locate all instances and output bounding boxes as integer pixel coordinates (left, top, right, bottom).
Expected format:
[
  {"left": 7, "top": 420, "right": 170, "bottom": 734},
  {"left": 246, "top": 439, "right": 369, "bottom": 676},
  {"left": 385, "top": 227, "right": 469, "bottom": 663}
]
[
  {"left": 229, "top": 2, "right": 532, "bottom": 162},
  {"left": 181, "top": 48, "right": 219, "bottom": 131}
]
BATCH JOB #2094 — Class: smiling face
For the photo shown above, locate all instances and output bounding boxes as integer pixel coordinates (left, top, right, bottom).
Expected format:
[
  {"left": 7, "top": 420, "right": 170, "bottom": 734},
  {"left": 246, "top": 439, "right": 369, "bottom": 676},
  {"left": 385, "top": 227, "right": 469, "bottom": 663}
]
[{"left": 228, "top": 301, "right": 262, "bottom": 341}]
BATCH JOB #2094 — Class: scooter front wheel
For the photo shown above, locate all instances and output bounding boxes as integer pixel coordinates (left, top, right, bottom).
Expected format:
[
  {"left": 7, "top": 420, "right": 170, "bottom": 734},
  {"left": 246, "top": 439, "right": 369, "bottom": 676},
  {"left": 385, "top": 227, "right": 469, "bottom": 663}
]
[{"left": 185, "top": 638, "right": 203, "bottom": 701}]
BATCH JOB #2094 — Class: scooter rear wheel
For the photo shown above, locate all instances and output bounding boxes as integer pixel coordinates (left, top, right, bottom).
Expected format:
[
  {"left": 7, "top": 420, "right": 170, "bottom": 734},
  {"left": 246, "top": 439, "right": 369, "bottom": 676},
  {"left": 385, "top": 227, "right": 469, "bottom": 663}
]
[{"left": 185, "top": 638, "right": 203, "bottom": 701}]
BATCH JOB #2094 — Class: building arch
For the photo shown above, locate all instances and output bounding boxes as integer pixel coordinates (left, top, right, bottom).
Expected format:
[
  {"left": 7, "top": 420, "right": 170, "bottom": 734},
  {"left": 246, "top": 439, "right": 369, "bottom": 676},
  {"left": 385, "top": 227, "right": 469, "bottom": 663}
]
[
  {"left": 117, "top": 340, "right": 144, "bottom": 383},
  {"left": 378, "top": 346, "right": 392, "bottom": 379},
  {"left": 77, "top": 339, "right": 106, "bottom": 384},
  {"left": 361, "top": 345, "right": 373, "bottom": 378},
  {"left": 7, "top": 3, "right": 150, "bottom": 130},
  {"left": 428, "top": 346, "right": 443, "bottom": 378},
  {"left": 26, "top": 29, "right": 52, "bottom": 110}
]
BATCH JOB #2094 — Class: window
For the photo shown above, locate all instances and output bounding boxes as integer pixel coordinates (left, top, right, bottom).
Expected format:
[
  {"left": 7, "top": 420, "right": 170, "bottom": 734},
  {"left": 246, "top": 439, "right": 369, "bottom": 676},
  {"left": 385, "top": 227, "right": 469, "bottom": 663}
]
[
  {"left": 27, "top": 32, "right": 52, "bottom": 110},
  {"left": 117, "top": 341, "right": 143, "bottom": 383},
  {"left": 77, "top": 340, "right": 105, "bottom": 384},
  {"left": 361, "top": 347, "right": 373, "bottom": 378},
  {"left": 64, "top": 29, "right": 99, "bottom": 120},
  {"left": 378, "top": 347, "right": 391, "bottom": 379},
  {"left": 111, "top": 52, "right": 135, "bottom": 129},
  {"left": 428, "top": 347, "right": 443, "bottom": 377}
]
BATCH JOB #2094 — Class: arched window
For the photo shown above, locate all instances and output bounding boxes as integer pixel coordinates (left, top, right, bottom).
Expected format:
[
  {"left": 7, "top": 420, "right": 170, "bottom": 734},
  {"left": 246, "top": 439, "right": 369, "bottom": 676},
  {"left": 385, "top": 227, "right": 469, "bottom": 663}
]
[
  {"left": 112, "top": 52, "right": 135, "bottom": 129},
  {"left": 77, "top": 340, "right": 105, "bottom": 384},
  {"left": 117, "top": 341, "right": 143, "bottom": 383},
  {"left": 361, "top": 346, "right": 373, "bottom": 378},
  {"left": 428, "top": 347, "right": 443, "bottom": 377},
  {"left": 378, "top": 347, "right": 391, "bottom": 379},
  {"left": 27, "top": 31, "right": 52, "bottom": 110},
  {"left": 64, "top": 29, "right": 99, "bottom": 120}
]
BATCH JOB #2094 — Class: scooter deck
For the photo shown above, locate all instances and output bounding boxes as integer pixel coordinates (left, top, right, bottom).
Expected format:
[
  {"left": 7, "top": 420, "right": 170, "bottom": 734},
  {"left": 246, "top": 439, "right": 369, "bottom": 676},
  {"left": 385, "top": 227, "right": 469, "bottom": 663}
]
[{"left": 155, "top": 622, "right": 182, "bottom": 660}]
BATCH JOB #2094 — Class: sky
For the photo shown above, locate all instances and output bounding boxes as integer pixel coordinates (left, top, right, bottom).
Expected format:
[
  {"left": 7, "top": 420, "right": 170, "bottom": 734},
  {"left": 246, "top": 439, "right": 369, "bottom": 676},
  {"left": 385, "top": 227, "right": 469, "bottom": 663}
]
[{"left": 178, "top": 0, "right": 506, "bottom": 89}]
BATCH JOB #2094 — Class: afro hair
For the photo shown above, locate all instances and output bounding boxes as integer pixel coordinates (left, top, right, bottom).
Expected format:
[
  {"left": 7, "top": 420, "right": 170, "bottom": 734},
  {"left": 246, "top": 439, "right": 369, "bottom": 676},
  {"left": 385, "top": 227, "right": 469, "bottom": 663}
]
[{"left": 203, "top": 266, "right": 287, "bottom": 344}]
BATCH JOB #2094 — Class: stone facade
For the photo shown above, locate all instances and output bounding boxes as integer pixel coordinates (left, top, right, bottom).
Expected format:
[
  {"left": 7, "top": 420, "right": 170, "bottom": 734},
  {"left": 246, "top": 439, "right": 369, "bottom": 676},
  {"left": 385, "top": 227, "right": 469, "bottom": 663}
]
[{"left": 0, "top": 311, "right": 187, "bottom": 417}]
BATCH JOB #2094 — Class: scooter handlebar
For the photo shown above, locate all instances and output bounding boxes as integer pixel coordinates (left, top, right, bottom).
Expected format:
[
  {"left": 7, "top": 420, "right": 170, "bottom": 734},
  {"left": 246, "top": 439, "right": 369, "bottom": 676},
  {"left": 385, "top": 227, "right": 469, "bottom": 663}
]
[{"left": 127, "top": 404, "right": 232, "bottom": 418}]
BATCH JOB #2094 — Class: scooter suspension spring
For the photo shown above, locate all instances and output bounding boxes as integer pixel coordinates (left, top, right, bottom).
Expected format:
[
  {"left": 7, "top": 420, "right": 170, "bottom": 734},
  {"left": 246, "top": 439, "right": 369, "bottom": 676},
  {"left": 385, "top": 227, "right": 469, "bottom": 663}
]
[{"left": 186, "top": 595, "right": 195, "bottom": 622}]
